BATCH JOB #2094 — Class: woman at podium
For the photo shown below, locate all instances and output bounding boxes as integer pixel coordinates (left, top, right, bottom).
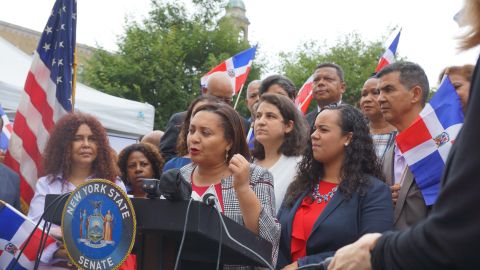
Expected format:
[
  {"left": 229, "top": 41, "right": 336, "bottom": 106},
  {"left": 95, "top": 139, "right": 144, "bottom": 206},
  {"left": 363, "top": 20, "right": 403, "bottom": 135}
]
[
  {"left": 27, "top": 113, "right": 129, "bottom": 269},
  {"left": 179, "top": 102, "right": 281, "bottom": 268},
  {"left": 276, "top": 104, "right": 393, "bottom": 269}
]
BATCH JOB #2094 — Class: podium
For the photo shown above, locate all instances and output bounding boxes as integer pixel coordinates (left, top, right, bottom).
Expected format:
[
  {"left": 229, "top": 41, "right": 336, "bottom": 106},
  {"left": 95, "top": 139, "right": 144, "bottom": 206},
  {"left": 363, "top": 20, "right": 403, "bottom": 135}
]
[
  {"left": 133, "top": 198, "right": 272, "bottom": 269},
  {"left": 45, "top": 196, "right": 272, "bottom": 269}
]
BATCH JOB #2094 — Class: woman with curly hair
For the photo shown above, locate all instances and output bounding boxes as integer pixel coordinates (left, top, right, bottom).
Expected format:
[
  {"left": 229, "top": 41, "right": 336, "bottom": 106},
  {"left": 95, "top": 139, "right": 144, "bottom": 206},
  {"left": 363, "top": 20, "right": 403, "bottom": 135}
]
[
  {"left": 252, "top": 94, "right": 308, "bottom": 213},
  {"left": 276, "top": 104, "right": 393, "bottom": 270},
  {"left": 27, "top": 112, "right": 127, "bottom": 269},
  {"left": 118, "top": 143, "right": 164, "bottom": 197}
]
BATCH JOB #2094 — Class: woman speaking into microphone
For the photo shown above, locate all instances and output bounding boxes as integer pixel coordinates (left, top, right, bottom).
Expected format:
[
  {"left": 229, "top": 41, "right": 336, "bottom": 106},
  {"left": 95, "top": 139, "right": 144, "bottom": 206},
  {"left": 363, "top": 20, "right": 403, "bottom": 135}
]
[{"left": 179, "top": 102, "right": 280, "bottom": 269}]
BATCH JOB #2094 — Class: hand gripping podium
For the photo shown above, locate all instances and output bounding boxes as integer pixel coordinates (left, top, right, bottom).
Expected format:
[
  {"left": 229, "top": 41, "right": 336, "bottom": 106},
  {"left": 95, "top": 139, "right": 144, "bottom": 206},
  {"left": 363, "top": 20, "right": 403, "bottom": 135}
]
[
  {"left": 133, "top": 198, "right": 272, "bottom": 269},
  {"left": 45, "top": 195, "right": 272, "bottom": 269}
]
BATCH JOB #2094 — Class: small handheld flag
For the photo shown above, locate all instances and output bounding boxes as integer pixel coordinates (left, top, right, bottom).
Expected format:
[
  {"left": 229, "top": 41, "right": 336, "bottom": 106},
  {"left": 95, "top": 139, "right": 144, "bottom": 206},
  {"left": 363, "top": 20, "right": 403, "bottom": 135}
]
[{"left": 396, "top": 76, "right": 464, "bottom": 205}]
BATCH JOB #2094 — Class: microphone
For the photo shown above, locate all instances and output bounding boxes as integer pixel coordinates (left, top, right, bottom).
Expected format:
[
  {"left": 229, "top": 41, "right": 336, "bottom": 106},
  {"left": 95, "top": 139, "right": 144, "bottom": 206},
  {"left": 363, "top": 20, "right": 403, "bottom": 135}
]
[
  {"left": 141, "top": 169, "right": 192, "bottom": 200},
  {"left": 203, "top": 193, "right": 216, "bottom": 206},
  {"left": 202, "top": 193, "right": 223, "bottom": 270},
  {"left": 158, "top": 169, "right": 192, "bottom": 201},
  {"left": 202, "top": 191, "right": 222, "bottom": 212},
  {"left": 141, "top": 178, "right": 162, "bottom": 199}
]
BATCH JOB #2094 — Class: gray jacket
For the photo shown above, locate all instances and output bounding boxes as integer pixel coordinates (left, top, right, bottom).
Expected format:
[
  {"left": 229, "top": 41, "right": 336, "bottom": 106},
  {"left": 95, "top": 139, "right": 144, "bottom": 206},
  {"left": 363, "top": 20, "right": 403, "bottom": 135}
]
[{"left": 0, "top": 163, "right": 21, "bottom": 210}]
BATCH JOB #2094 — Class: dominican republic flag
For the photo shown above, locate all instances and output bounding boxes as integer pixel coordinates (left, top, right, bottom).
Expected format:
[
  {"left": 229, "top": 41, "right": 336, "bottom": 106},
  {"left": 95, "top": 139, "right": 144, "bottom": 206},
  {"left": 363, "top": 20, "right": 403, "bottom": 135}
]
[
  {"left": 294, "top": 74, "right": 314, "bottom": 114},
  {"left": 396, "top": 76, "right": 464, "bottom": 205},
  {"left": 0, "top": 104, "right": 13, "bottom": 151},
  {"left": 375, "top": 29, "right": 401, "bottom": 73},
  {"left": 0, "top": 202, "right": 56, "bottom": 270},
  {"left": 200, "top": 46, "right": 257, "bottom": 95},
  {"left": 3, "top": 0, "right": 76, "bottom": 213}
]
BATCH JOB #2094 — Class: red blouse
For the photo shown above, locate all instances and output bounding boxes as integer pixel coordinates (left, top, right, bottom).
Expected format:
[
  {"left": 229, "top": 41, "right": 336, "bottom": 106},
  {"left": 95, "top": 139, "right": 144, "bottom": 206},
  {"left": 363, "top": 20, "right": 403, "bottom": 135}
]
[
  {"left": 290, "top": 180, "right": 338, "bottom": 262},
  {"left": 191, "top": 180, "right": 224, "bottom": 212}
]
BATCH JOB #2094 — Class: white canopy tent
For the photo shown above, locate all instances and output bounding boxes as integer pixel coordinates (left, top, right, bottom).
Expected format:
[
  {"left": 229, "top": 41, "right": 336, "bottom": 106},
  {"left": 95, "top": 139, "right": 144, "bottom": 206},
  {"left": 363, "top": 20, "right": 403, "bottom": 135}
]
[{"left": 0, "top": 36, "right": 155, "bottom": 143}]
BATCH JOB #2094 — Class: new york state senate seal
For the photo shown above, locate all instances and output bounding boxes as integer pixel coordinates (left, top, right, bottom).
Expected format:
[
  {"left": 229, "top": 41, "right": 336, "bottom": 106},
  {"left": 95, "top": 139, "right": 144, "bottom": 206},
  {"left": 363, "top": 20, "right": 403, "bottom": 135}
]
[{"left": 62, "top": 179, "right": 136, "bottom": 270}]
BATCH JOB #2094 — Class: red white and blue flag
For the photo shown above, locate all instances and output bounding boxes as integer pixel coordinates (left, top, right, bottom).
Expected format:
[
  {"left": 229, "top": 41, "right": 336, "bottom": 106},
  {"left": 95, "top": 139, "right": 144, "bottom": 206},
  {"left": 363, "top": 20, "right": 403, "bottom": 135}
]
[
  {"left": 294, "top": 74, "right": 314, "bottom": 114},
  {"left": 3, "top": 0, "right": 76, "bottom": 212},
  {"left": 0, "top": 202, "right": 56, "bottom": 270},
  {"left": 0, "top": 104, "right": 13, "bottom": 152},
  {"left": 396, "top": 76, "right": 464, "bottom": 205},
  {"left": 200, "top": 46, "right": 257, "bottom": 95},
  {"left": 375, "top": 29, "right": 401, "bottom": 73}
]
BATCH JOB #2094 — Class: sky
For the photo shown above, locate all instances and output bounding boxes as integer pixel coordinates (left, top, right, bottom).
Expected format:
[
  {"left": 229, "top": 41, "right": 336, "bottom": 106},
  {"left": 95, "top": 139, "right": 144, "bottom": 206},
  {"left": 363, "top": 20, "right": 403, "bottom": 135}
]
[{"left": 1, "top": 0, "right": 479, "bottom": 88}]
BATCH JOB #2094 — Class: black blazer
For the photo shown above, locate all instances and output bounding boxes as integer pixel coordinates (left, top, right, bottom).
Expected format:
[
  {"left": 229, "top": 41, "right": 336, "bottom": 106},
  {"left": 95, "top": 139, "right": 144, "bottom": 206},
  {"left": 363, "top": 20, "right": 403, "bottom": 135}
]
[
  {"left": 305, "top": 110, "right": 318, "bottom": 128},
  {"left": 371, "top": 56, "right": 480, "bottom": 270},
  {"left": 159, "top": 111, "right": 187, "bottom": 162},
  {"left": 277, "top": 176, "right": 393, "bottom": 268}
]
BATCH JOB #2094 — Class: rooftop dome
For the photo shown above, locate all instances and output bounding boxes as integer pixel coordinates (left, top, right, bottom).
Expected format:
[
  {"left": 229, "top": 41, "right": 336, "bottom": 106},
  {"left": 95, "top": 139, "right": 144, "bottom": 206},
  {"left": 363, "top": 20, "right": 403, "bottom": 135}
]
[{"left": 226, "top": 0, "right": 246, "bottom": 10}]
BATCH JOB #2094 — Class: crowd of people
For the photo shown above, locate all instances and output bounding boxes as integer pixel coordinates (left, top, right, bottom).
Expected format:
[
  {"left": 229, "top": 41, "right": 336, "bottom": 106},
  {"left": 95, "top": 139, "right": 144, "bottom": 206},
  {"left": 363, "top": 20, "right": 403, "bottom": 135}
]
[{"left": 1, "top": 1, "right": 480, "bottom": 269}]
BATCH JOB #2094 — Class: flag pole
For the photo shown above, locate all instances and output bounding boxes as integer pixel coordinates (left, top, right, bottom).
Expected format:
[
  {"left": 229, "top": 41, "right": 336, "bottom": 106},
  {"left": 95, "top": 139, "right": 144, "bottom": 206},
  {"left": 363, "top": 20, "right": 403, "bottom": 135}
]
[
  {"left": 233, "top": 84, "right": 245, "bottom": 110},
  {"left": 72, "top": 47, "right": 77, "bottom": 111}
]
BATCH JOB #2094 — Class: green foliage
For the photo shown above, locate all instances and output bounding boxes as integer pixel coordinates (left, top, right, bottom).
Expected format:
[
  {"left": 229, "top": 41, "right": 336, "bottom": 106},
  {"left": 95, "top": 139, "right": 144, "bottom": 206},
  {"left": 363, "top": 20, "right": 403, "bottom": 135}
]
[
  {"left": 278, "top": 32, "right": 385, "bottom": 110},
  {"left": 82, "top": 0, "right": 260, "bottom": 129}
]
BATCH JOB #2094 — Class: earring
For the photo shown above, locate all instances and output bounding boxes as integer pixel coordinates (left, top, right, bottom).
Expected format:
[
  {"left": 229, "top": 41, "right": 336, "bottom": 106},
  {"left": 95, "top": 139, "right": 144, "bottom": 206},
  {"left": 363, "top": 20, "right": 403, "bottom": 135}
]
[
  {"left": 225, "top": 149, "right": 229, "bottom": 162},
  {"left": 344, "top": 143, "right": 348, "bottom": 146}
]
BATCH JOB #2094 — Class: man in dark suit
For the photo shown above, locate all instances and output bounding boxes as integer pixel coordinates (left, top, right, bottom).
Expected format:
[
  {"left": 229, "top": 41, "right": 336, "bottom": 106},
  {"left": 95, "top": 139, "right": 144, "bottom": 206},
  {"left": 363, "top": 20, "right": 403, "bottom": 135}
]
[
  {"left": 0, "top": 117, "right": 21, "bottom": 210},
  {"left": 305, "top": 63, "right": 346, "bottom": 127},
  {"left": 376, "top": 62, "right": 430, "bottom": 230},
  {"left": 159, "top": 72, "right": 249, "bottom": 161}
]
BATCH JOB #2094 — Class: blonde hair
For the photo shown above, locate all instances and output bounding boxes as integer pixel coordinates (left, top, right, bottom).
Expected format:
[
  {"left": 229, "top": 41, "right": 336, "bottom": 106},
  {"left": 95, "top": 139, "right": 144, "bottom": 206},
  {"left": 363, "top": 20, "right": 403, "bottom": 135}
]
[
  {"left": 438, "top": 64, "right": 475, "bottom": 84},
  {"left": 459, "top": 0, "right": 480, "bottom": 50}
]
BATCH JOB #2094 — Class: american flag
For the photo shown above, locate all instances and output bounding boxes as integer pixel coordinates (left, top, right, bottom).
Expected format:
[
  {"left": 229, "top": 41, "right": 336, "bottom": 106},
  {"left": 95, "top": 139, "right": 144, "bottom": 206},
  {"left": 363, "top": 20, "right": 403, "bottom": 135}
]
[
  {"left": 396, "top": 76, "right": 464, "bottom": 205},
  {"left": 375, "top": 29, "right": 401, "bottom": 73},
  {"left": 200, "top": 46, "right": 257, "bottom": 95},
  {"left": 4, "top": 0, "right": 77, "bottom": 213},
  {"left": 0, "top": 104, "right": 13, "bottom": 152}
]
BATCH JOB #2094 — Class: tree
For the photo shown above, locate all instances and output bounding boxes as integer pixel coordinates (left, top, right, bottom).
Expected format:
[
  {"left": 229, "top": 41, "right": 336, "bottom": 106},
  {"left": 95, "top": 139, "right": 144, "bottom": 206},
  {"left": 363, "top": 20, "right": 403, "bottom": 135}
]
[
  {"left": 82, "top": 0, "right": 261, "bottom": 129},
  {"left": 278, "top": 32, "right": 385, "bottom": 110}
]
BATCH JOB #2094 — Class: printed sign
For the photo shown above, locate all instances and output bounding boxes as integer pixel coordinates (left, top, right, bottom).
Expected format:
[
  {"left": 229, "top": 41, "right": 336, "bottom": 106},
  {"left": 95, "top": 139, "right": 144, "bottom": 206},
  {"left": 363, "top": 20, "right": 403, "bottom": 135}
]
[{"left": 62, "top": 179, "right": 136, "bottom": 270}]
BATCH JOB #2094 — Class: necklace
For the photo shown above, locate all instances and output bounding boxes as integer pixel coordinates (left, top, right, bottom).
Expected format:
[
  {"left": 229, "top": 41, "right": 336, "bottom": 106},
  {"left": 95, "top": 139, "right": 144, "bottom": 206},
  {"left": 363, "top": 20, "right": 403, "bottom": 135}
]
[{"left": 311, "top": 183, "right": 338, "bottom": 204}]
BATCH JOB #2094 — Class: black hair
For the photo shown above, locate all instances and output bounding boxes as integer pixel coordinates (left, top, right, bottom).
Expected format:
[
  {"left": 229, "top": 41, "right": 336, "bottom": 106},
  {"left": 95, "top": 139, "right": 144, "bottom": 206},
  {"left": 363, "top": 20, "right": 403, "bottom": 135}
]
[
  {"left": 376, "top": 61, "right": 430, "bottom": 106},
  {"left": 259, "top": 75, "right": 297, "bottom": 100},
  {"left": 284, "top": 104, "right": 384, "bottom": 207},
  {"left": 252, "top": 94, "right": 308, "bottom": 159},
  {"left": 315, "top": 63, "right": 345, "bottom": 82}
]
